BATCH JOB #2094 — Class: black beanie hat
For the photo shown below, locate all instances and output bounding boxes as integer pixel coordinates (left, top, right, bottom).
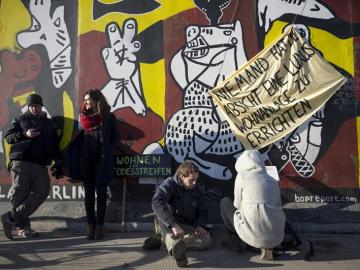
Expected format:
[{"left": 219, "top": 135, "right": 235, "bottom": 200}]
[{"left": 27, "top": 94, "right": 43, "bottom": 106}]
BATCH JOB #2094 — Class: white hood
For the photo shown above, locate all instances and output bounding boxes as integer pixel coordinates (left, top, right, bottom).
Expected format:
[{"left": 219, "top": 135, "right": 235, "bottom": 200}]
[{"left": 235, "top": 150, "right": 266, "bottom": 174}]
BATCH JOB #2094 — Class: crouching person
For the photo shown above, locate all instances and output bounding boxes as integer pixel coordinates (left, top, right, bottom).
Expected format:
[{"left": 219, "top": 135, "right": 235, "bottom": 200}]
[
  {"left": 150, "top": 160, "right": 212, "bottom": 267},
  {"left": 220, "top": 150, "right": 286, "bottom": 260}
]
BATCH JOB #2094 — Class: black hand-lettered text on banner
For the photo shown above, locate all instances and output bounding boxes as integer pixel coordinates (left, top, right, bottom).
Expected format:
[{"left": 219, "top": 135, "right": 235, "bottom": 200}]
[{"left": 209, "top": 27, "right": 347, "bottom": 150}]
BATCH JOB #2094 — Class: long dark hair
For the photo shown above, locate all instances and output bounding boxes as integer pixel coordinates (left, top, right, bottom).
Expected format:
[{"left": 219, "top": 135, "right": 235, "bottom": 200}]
[{"left": 83, "top": 89, "right": 111, "bottom": 120}]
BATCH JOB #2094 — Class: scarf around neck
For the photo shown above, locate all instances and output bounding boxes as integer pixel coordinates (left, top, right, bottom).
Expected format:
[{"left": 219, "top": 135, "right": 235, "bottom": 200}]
[{"left": 80, "top": 105, "right": 102, "bottom": 131}]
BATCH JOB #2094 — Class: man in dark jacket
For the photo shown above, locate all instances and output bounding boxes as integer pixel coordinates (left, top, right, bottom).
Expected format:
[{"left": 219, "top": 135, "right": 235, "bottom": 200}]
[
  {"left": 1, "top": 94, "right": 63, "bottom": 240},
  {"left": 150, "top": 160, "right": 212, "bottom": 267}
]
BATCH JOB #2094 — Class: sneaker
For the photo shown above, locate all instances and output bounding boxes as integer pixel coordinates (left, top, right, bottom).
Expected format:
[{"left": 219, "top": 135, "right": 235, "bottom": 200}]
[
  {"left": 1, "top": 212, "right": 14, "bottom": 240},
  {"left": 142, "top": 234, "right": 162, "bottom": 250},
  {"left": 172, "top": 239, "right": 188, "bottom": 267},
  {"left": 17, "top": 227, "right": 40, "bottom": 238}
]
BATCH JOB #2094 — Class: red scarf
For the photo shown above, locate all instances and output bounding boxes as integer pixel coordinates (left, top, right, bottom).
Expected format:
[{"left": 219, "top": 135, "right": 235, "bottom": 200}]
[{"left": 80, "top": 105, "right": 102, "bottom": 131}]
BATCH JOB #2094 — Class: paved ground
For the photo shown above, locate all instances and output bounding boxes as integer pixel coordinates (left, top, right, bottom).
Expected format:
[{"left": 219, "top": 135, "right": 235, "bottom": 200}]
[{"left": 1, "top": 229, "right": 360, "bottom": 270}]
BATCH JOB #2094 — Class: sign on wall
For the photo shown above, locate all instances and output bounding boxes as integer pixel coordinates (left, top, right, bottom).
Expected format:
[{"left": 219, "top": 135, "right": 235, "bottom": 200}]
[{"left": 114, "top": 154, "right": 172, "bottom": 177}]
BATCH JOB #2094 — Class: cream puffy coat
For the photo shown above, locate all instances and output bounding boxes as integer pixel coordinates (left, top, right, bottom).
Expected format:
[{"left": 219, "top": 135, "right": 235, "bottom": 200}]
[{"left": 233, "top": 150, "right": 286, "bottom": 249}]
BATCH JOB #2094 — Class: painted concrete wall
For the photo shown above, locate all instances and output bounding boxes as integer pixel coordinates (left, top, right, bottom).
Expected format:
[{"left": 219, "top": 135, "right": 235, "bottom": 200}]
[{"left": 0, "top": 0, "right": 359, "bottom": 219}]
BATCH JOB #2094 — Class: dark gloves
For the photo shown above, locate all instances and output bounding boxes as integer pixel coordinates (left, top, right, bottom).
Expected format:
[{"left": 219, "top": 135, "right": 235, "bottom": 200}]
[{"left": 51, "top": 164, "right": 64, "bottom": 179}]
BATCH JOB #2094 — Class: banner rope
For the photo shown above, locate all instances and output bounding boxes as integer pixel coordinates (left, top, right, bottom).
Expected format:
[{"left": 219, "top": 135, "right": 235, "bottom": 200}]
[
  {"left": 216, "top": 0, "right": 242, "bottom": 83},
  {"left": 291, "top": 0, "right": 308, "bottom": 27}
]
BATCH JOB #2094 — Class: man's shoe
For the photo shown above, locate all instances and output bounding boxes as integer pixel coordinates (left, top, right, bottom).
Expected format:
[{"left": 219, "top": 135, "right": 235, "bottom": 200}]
[
  {"left": 1, "top": 212, "right": 14, "bottom": 240},
  {"left": 17, "top": 227, "right": 40, "bottom": 238},
  {"left": 142, "top": 233, "right": 162, "bottom": 250},
  {"left": 172, "top": 239, "right": 188, "bottom": 267},
  {"left": 175, "top": 257, "right": 188, "bottom": 268}
]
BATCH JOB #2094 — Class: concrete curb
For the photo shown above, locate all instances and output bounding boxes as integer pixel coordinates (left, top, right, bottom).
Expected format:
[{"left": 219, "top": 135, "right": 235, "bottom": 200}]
[
  {"left": 2, "top": 201, "right": 360, "bottom": 233},
  {"left": 27, "top": 220, "right": 360, "bottom": 234},
  {"left": 291, "top": 222, "right": 360, "bottom": 233}
]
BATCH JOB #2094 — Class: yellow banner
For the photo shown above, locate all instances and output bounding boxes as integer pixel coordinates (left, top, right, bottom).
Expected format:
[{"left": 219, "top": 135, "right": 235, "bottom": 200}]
[{"left": 209, "top": 27, "right": 347, "bottom": 150}]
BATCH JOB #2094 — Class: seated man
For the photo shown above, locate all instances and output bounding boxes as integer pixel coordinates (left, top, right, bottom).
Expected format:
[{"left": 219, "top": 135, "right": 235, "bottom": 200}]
[
  {"left": 220, "top": 150, "right": 286, "bottom": 260},
  {"left": 148, "top": 160, "right": 212, "bottom": 267}
]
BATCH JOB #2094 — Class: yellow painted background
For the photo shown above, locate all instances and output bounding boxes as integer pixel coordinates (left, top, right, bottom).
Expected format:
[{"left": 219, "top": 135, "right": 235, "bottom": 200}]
[
  {"left": 0, "top": 0, "right": 30, "bottom": 52},
  {"left": 264, "top": 21, "right": 354, "bottom": 76}
]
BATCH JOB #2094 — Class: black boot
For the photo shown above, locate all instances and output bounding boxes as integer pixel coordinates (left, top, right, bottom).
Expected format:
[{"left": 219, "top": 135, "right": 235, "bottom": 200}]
[
  {"left": 172, "top": 239, "right": 188, "bottom": 267},
  {"left": 142, "top": 233, "right": 162, "bottom": 250},
  {"left": 94, "top": 225, "right": 104, "bottom": 240},
  {"left": 86, "top": 224, "right": 95, "bottom": 240},
  {"left": 222, "top": 233, "right": 242, "bottom": 252}
]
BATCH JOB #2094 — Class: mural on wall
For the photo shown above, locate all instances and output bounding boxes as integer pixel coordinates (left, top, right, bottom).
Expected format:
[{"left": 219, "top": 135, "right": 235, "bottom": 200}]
[
  {"left": 0, "top": 0, "right": 359, "bottom": 201},
  {"left": 265, "top": 23, "right": 356, "bottom": 179},
  {"left": 101, "top": 19, "right": 146, "bottom": 116},
  {"left": 257, "top": 0, "right": 335, "bottom": 33},
  {"left": 165, "top": 20, "right": 246, "bottom": 180},
  {"left": 77, "top": 0, "right": 165, "bottom": 157},
  {"left": 257, "top": 0, "right": 360, "bottom": 191},
  {"left": 0, "top": 0, "right": 76, "bottom": 189},
  {"left": 156, "top": 0, "right": 360, "bottom": 195},
  {"left": 17, "top": 0, "right": 73, "bottom": 89}
]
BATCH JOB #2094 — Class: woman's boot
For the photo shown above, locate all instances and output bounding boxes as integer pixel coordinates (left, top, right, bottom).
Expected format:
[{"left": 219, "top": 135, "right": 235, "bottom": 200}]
[
  {"left": 86, "top": 224, "right": 95, "bottom": 240},
  {"left": 95, "top": 225, "right": 104, "bottom": 240}
]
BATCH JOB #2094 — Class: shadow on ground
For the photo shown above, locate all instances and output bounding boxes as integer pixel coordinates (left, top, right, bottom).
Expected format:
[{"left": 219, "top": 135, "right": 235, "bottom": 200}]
[{"left": 1, "top": 231, "right": 360, "bottom": 269}]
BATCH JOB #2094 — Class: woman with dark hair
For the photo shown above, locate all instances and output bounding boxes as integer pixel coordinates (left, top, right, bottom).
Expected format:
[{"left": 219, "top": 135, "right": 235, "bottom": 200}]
[{"left": 79, "top": 89, "right": 119, "bottom": 240}]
